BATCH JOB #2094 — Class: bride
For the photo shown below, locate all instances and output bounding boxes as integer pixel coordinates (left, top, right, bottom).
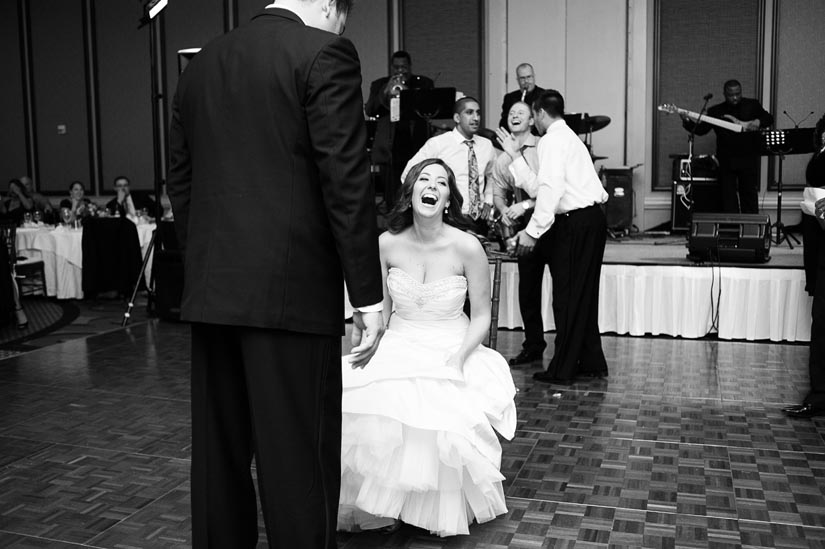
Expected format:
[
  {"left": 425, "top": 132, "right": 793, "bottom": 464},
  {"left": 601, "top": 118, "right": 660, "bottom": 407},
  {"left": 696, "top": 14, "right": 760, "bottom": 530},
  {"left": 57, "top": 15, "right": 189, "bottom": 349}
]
[{"left": 338, "top": 158, "right": 517, "bottom": 537}]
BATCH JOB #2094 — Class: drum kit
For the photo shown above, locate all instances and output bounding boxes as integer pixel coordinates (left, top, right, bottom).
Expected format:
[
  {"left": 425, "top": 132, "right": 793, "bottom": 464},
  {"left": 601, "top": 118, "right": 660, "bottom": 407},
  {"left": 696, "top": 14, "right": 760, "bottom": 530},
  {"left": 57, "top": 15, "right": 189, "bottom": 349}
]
[{"left": 563, "top": 112, "right": 611, "bottom": 162}]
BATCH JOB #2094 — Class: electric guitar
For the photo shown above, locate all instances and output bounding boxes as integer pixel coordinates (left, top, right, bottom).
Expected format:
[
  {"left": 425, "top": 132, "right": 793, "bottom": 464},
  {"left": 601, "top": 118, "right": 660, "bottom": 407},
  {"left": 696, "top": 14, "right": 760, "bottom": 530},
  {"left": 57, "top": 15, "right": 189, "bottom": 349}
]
[{"left": 658, "top": 104, "right": 745, "bottom": 133}]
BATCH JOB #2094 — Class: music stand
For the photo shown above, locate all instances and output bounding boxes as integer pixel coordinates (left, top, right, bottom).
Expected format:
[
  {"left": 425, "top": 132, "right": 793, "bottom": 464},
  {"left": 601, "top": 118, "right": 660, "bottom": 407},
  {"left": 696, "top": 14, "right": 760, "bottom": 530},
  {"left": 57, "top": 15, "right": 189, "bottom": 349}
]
[
  {"left": 399, "top": 87, "right": 457, "bottom": 137},
  {"left": 744, "top": 128, "right": 815, "bottom": 248}
]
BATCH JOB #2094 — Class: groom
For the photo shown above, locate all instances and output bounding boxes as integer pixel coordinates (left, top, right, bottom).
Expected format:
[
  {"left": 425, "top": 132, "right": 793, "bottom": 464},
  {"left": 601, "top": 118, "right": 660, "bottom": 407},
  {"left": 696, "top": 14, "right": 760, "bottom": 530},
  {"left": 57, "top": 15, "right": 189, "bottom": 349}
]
[{"left": 167, "top": 0, "right": 385, "bottom": 547}]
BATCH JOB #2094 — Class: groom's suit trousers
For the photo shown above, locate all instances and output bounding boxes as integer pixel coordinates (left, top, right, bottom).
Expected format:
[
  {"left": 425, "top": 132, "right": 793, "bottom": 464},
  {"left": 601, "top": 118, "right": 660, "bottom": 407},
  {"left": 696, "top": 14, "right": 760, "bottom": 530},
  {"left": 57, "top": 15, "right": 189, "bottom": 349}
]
[{"left": 190, "top": 323, "right": 341, "bottom": 549}]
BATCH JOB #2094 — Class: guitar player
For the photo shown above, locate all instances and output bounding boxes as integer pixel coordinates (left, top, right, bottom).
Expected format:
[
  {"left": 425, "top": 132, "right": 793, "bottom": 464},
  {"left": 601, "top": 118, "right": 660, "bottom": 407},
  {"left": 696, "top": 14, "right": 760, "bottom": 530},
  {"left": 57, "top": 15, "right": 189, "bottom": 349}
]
[{"left": 680, "top": 79, "right": 773, "bottom": 214}]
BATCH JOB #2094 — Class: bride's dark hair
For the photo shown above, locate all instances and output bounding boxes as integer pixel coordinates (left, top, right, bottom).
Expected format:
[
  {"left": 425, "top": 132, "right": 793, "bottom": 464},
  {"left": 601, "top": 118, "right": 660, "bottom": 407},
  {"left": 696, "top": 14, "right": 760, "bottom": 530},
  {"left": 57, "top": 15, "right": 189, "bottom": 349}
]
[{"left": 386, "top": 158, "right": 472, "bottom": 234}]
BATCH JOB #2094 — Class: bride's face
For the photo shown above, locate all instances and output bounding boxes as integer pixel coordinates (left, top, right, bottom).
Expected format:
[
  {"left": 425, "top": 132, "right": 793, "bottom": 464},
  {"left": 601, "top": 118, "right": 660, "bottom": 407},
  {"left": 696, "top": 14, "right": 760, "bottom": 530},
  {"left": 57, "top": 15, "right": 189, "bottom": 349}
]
[{"left": 412, "top": 164, "right": 450, "bottom": 218}]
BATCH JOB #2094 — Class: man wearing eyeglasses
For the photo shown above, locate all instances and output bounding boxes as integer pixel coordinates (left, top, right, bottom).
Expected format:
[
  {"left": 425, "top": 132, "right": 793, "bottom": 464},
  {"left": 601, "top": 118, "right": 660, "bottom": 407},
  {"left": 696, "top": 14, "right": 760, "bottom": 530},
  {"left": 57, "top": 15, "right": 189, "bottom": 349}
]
[{"left": 498, "top": 63, "right": 544, "bottom": 133}]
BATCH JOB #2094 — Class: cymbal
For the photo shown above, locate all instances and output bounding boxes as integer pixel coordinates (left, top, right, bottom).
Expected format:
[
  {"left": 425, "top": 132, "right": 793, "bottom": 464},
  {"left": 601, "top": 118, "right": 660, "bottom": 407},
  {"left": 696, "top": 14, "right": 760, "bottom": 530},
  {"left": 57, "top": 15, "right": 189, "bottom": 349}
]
[
  {"left": 587, "top": 115, "right": 611, "bottom": 132},
  {"left": 428, "top": 120, "right": 454, "bottom": 130}
]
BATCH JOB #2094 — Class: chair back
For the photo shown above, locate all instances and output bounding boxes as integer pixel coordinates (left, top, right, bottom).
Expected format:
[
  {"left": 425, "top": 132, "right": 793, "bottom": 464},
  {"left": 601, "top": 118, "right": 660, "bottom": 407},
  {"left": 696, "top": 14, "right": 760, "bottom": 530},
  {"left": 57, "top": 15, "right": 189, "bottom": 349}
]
[{"left": 0, "top": 221, "right": 17, "bottom": 267}]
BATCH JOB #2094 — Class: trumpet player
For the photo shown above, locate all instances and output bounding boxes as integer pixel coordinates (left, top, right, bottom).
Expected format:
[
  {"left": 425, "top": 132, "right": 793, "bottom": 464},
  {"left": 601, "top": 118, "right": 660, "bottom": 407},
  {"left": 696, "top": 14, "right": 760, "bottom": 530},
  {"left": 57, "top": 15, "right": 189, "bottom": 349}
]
[
  {"left": 366, "top": 51, "right": 434, "bottom": 117},
  {"left": 365, "top": 51, "right": 434, "bottom": 207}
]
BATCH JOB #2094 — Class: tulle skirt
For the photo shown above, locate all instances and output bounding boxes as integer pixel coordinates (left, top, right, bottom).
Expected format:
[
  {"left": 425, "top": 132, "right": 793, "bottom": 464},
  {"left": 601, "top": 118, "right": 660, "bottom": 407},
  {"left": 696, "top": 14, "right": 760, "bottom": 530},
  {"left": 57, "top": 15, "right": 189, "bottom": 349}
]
[{"left": 338, "top": 315, "right": 517, "bottom": 537}]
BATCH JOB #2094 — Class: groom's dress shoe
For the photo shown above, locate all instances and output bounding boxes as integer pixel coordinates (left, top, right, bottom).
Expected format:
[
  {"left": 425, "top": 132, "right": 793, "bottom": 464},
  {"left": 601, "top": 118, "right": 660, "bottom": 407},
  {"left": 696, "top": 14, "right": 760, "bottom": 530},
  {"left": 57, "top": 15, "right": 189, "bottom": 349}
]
[
  {"left": 782, "top": 404, "right": 806, "bottom": 413},
  {"left": 577, "top": 369, "right": 608, "bottom": 380},
  {"left": 509, "top": 349, "right": 544, "bottom": 366},
  {"left": 783, "top": 403, "right": 824, "bottom": 419},
  {"left": 532, "top": 371, "right": 574, "bottom": 386}
]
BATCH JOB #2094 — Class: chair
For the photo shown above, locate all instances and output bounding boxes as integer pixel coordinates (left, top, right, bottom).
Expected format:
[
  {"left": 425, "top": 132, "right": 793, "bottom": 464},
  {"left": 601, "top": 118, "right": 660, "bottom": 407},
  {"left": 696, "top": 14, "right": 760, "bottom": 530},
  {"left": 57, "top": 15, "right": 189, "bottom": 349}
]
[
  {"left": 485, "top": 250, "right": 514, "bottom": 350},
  {"left": 0, "top": 220, "right": 47, "bottom": 297}
]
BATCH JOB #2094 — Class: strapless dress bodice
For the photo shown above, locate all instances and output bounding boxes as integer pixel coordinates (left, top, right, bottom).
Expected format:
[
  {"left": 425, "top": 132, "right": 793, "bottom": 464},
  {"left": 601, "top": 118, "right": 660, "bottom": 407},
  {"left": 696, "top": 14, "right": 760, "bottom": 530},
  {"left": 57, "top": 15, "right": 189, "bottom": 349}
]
[{"left": 386, "top": 267, "right": 467, "bottom": 322}]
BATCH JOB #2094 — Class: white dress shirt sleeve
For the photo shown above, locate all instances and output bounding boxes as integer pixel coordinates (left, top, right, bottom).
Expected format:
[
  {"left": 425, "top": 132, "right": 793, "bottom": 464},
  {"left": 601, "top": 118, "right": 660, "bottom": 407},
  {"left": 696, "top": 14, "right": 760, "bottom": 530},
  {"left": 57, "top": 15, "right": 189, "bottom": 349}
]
[
  {"left": 508, "top": 155, "right": 539, "bottom": 198},
  {"left": 525, "top": 134, "right": 567, "bottom": 239},
  {"left": 353, "top": 302, "right": 383, "bottom": 313}
]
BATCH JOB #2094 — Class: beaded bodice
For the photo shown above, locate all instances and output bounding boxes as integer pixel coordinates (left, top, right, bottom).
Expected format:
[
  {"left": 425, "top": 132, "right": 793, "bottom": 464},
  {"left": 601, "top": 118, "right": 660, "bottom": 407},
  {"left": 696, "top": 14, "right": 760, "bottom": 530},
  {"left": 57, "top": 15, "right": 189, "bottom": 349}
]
[{"left": 386, "top": 267, "right": 468, "bottom": 321}]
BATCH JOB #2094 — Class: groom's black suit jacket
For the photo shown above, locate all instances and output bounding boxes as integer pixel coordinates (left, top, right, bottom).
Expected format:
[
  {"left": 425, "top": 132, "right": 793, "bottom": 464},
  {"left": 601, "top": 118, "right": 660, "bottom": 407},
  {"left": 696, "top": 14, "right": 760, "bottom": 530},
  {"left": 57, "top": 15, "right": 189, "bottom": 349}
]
[{"left": 168, "top": 8, "right": 382, "bottom": 335}]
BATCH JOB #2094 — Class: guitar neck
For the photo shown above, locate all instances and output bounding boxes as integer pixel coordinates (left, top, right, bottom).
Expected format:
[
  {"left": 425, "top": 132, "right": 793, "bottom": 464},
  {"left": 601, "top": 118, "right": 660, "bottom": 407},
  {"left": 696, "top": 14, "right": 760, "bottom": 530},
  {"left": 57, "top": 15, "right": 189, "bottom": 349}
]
[{"left": 662, "top": 105, "right": 744, "bottom": 133}]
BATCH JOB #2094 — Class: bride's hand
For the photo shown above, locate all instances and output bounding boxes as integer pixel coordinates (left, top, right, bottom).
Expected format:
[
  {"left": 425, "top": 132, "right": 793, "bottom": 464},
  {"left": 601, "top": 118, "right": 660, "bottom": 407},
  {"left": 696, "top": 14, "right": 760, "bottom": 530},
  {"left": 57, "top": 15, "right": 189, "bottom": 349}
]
[{"left": 445, "top": 352, "right": 465, "bottom": 374}]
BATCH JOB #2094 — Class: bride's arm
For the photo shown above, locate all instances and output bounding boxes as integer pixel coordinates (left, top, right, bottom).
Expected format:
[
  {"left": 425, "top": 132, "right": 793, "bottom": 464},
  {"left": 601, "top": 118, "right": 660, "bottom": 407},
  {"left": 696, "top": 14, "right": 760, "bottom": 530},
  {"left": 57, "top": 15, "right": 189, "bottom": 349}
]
[
  {"left": 448, "top": 234, "right": 491, "bottom": 371},
  {"left": 378, "top": 232, "right": 394, "bottom": 326}
]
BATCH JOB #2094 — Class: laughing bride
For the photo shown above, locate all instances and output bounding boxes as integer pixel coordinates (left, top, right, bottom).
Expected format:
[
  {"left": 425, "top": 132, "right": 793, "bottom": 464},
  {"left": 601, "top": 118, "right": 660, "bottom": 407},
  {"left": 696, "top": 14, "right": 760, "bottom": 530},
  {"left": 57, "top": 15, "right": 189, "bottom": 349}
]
[{"left": 337, "top": 158, "right": 517, "bottom": 537}]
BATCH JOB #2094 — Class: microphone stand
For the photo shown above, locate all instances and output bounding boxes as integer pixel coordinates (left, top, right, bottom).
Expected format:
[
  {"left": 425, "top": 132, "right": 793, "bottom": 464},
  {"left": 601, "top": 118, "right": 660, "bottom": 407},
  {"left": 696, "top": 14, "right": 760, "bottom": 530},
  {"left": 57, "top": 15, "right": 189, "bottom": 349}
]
[
  {"left": 681, "top": 95, "right": 712, "bottom": 222},
  {"left": 687, "top": 95, "right": 712, "bottom": 164}
]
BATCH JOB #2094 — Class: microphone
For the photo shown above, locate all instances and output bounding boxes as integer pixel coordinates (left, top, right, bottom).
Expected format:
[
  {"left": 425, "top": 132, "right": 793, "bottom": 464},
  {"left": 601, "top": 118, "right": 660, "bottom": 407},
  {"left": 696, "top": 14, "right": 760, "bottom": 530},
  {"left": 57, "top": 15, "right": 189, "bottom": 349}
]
[
  {"left": 703, "top": 93, "right": 713, "bottom": 101},
  {"left": 783, "top": 110, "right": 814, "bottom": 128}
]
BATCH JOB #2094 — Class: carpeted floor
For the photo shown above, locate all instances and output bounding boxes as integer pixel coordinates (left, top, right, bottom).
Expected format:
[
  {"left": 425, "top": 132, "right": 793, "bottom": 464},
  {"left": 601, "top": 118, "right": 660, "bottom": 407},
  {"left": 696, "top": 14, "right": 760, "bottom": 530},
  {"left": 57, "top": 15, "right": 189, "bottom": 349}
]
[{"left": 0, "top": 298, "right": 80, "bottom": 357}]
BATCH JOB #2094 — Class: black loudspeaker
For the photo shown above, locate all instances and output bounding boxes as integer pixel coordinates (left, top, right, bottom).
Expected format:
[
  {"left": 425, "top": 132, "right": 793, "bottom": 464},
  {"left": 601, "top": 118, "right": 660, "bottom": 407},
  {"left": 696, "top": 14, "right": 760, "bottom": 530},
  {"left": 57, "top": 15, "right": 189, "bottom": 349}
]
[
  {"left": 671, "top": 156, "right": 721, "bottom": 232},
  {"left": 602, "top": 168, "right": 633, "bottom": 231},
  {"left": 687, "top": 213, "right": 771, "bottom": 263}
]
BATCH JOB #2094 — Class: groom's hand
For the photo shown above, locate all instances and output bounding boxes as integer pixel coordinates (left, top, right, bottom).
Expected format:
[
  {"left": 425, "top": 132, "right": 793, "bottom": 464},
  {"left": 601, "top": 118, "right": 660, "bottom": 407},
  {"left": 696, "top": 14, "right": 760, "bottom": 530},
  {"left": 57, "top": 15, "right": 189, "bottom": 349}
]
[{"left": 349, "top": 311, "right": 385, "bottom": 369}]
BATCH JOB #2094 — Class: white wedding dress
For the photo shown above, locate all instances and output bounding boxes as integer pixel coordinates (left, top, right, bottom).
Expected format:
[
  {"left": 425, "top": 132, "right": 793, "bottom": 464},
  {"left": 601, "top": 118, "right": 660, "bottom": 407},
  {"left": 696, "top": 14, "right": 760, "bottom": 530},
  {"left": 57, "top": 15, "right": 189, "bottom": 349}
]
[{"left": 338, "top": 267, "right": 517, "bottom": 537}]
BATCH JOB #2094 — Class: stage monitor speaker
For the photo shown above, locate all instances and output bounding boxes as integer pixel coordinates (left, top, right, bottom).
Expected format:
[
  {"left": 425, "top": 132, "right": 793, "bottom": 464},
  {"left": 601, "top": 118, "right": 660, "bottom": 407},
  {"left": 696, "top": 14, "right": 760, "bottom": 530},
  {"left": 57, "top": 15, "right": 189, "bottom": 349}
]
[
  {"left": 602, "top": 168, "right": 633, "bottom": 231},
  {"left": 687, "top": 213, "right": 771, "bottom": 263},
  {"left": 153, "top": 249, "right": 183, "bottom": 320},
  {"left": 671, "top": 155, "right": 721, "bottom": 232}
]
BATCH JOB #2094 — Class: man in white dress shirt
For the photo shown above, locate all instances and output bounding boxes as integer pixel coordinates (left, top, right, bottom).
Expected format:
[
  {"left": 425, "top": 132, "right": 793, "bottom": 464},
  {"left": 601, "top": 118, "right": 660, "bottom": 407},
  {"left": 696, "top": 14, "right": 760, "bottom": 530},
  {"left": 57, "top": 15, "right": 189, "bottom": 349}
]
[
  {"left": 509, "top": 89, "right": 609, "bottom": 385},
  {"left": 401, "top": 96, "right": 496, "bottom": 233}
]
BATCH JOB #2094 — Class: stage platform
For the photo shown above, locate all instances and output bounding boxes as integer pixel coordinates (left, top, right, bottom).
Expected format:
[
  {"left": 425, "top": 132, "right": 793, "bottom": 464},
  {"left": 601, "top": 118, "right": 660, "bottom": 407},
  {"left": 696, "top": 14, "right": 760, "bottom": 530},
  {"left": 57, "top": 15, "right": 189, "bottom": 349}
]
[
  {"left": 495, "top": 234, "right": 812, "bottom": 342},
  {"left": 344, "top": 233, "right": 811, "bottom": 343}
]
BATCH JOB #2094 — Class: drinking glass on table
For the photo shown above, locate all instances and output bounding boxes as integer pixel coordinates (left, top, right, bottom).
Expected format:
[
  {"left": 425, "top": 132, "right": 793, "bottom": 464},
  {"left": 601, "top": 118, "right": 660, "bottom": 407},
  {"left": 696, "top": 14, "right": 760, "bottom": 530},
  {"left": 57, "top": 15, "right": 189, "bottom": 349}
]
[
  {"left": 32, "top": 210, "right": 42, "bottom": 224},
  {"left": 22, "top": 212, "right": 32, "bottom": 226}
]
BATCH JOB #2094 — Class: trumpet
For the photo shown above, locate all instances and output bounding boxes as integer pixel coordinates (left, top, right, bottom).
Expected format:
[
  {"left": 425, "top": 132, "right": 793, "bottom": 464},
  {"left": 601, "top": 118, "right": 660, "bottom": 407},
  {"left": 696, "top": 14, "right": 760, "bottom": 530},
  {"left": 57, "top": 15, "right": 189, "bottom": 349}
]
[{"left": 389, "top": 74, "right": 408, "bottom": 96}]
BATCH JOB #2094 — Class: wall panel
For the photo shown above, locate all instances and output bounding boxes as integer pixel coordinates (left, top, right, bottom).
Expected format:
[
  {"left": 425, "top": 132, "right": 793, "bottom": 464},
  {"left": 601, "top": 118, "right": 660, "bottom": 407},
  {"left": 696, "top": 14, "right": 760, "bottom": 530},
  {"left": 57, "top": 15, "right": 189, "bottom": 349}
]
[
  {"left": 566, "top": 0, "right": 626, "bottom": 168},
  {"left": 0, "top": 1, "right": 27, "bottom": 180},
  {"left": 30, "top": 0, "right": 89, "bottom": 192},
  {"left": 506, "top": 0, "right": 565, "bottom": 98},
  {"left": 344, "top": 1, "right": 389, "bottom": 106},
  {"left": 774, "top": 0, "right": 825, "bottom": 188},
  {"left": 403, "top": 0, "right": 481, "bottom": 115},
  {"left": 96, "top": 0, "right": 153, "bottom": 191},
  {"left": 654, "top": 0, "right": 762, "bottom": 191}
]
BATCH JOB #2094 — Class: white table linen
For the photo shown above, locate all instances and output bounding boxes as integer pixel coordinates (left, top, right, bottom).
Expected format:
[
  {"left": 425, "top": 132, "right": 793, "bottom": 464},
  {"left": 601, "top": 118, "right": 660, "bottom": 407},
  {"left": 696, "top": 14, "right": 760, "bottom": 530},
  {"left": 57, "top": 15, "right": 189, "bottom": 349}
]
[
  {"left": 16, "top": 223, "right": 156, "bottom": 300},
  {"left": 493, "top": 263, "right": 812, "bottom": 342}
]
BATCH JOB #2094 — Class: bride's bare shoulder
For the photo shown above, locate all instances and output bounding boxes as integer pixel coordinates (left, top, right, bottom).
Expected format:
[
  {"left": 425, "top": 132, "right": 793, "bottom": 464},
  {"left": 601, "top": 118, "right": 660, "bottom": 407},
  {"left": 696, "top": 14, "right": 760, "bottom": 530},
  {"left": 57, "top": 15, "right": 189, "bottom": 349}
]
[
  {"left": 379, "top": 228, "right": 411, "bottom": 249},
  {"left": 446, "top": 226, "right": 485, "bottom": 256}
]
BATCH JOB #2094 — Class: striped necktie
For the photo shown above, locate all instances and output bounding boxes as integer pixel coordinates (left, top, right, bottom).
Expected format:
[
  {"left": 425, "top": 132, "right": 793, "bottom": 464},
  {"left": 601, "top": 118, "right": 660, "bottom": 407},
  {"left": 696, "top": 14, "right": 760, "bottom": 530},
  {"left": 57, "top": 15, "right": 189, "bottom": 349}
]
[{"left": 464, "top": 139, "right": 481, "bottom": 219}]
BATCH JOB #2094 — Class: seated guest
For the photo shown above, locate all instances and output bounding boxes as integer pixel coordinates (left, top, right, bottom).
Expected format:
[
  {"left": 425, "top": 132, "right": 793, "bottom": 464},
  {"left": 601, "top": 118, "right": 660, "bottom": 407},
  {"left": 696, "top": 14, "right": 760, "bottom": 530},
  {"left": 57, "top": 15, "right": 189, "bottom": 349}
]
[
  {"left": 4, "top": 179, "right": 34, "bottom": 223},
  {"left": 19, "top": 175, "right": 54, "bottom": 215},
  {"left": 59, "top": 181, "right": 95, "bottom": 220},
  {"left": 401, "top": 96, "right": 497, "bottom": 234},
  {"left": 105, "top": 175, "right": 155, "bottom": 218}
]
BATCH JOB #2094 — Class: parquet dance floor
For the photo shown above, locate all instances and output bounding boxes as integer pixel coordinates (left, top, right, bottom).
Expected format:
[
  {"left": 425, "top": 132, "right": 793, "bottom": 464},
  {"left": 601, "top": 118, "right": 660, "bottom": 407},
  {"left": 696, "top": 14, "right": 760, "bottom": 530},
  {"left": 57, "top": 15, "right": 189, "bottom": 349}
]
[{"left": 0, "top": 319, "right": 823, "bottom": 548}]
